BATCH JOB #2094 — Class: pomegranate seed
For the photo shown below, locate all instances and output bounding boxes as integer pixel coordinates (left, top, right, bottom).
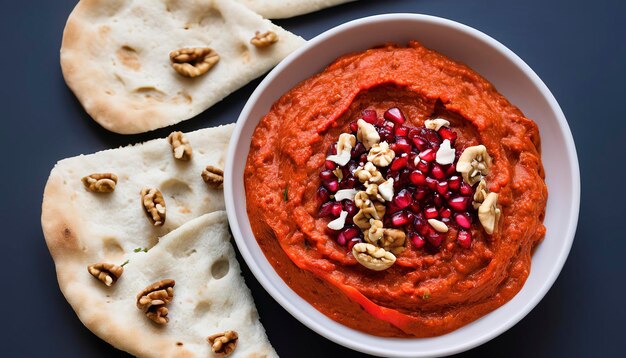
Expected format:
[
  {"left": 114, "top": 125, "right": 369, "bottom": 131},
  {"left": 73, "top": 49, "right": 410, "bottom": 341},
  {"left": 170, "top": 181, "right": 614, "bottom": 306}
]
[
  {"left": 417, "top": 127, "right": 443, "bottom": 147},
  {"left": 419, "top": 148, "right": 436, "bottom": 162},
  {"left": 409, "top": 201, "right": 421, "bottom": 213},
  {"left": 455, "top": 213, "right": 472, "bottom": 229},
  {"left": 343, "top": 200, "right": 358, "bottom": 217},
  {"left": 391, "top": 211, "right": 411, "bottom": 226},
  {"left": 337, "top": 232, "right": 347, "bottom": 245},
  {"left": 409, "top": 170, "right": 426, "bottom": 185},
  {"left": 349, "top": 121, "right": 358, "bottom": 133},
  {"left": 383, "top": 121, "right": 395, "bottom": 132},
  {"left": 347, "top": 237, "right": 362, "bottom": 250},
  {"left": 342, "top": 226, "right": 360, "bottom": 240},
  {"left": 362, "top": 109, "right": 377, "bottom": 124},
  {"left": 390, "top": 155, "right": 409, "bottom": 171},
  {"left": 393, "top": 189, "right": 412, "bottom": 209},
  {"left": 412, "top": 137, "right": 430, "bottom": 151},
  {"left": 409, "top": 232, "right": 426, "bottom": 248},
  {"left": 436, "top": 181, "right": 449, "bottom": 195},
  {"left": 394, "top": 137, "right": 412, "bottom": 153},
  {"left": 448, "top": 196, "right": 470, "bottom": 211},
  {"left": 431, "top": 164, "right": 445, "bottom": 179},
  {"left": 416, "top": 160, "right": 430, "bottom": 173},
  {"left": 445, "top": 164, "right": 456, "bottom": 176},
  {"left": 319, "top": 170, "right": 335, "bottom": 180},
  {"left": 425, "top": 177, "right": 438, "bottom": 190},
  {"left": 438, "top": 127, "right": 457, "bottom": 142},
  {"left": 448, "top": 176, "right": 461, "bottom": 190},
  {"left": 395, "top": 126, "right": 409, "bottom": 136},
  {"left": 457, "top": 230, "right": 472, "bottom": 248},
  {"left": 339, "top": 177, "right": 357, "bottom": 189},
  {"left": 440, "top": 207, "right": 452, "bottom": 218},
  {"left": 331, "top": 202, "right": 343, "bottom": 217},
  {"left": 384, "top": 107, "right": 405, "bottom": 124},
  {"left": 442, "top": 190, "right": 453, "bottom": 199},
  {"left": 414, "top": 187, "right": 429, "bottom": 201},
  {"left": 424, "top": 207, "right": 438, "bottom": 219},
  {"left": 387, "top": 201, "right": 402, "bottom": 214},
  {"left": 377, "top": 127, "right": 394, "bottom": 142},
  {"left": 460, "top": 182, "right": 473, "bottom": 196},
  {"left": 427, "top": 231, "right": 443, "bottom": 247},
  {"left": 415, "top": 218, "right": 430, "bottom": 236},
  {"left": 325, "top": 160, "right": 337, "bottom": 170},
  {"left": 432, "top": 192, "right": 444, "bottom": 207},
  {"left": 318, "top": 201, "right": 333, "bottom": 217},
  {"left": 375, "top": 117, "right": 386, "bottom": 126},
  {"left": 351, "top": 142, "right": 366, "bottom": 158},
  {"left": 359, "top": 153, "right": 368, "bottom": 163},
  {"left": 323, "top": 179, "right": 339, "bottom": 192},
  {"left": 328, "top": 143, "right": 337, "bottom": 155},
  {"left": 316, "top": 186, "right": 330, "bottom": 202}
]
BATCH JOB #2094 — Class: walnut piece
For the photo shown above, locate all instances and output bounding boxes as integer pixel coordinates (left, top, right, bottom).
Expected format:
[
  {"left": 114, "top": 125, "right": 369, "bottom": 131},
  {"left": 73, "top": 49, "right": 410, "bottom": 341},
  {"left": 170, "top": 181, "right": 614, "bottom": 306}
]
[
  {"left": 367, "top": 141, "right": 395, "bottom": 167},
  {"left": 365, "top": 219, "right": 384, "bottom": 245},
  {"left": 141, "top": 188, "right": 166, "bottom": 226},
  {"left": 354, "top": 162, "right": 384, "bottom": 184},
  {"left": 250, "top": 31, "right": 278, "bottom": 48},
  {"left": 170, "top": 47, "right": 219, "bottom": 78},
  {"left": 326, "top": 133, "right": 355, "bottom": 166},
  {"left": 478, "top": 192, "right": 501, "bottom": 234},
  {"left": 202, "top": 165, "right": 224, "bottom": 189},
  {"left": 136, "top": 279, "right": 175, "bottom": 325},
  {"left": 473, "top": 179, "right": 488, "bottom": 209},
  {"left": 82, "top": 173, "right": 117, "bottom": 193},
  {"left": 352, "top": 243, "right": 396, "bottom": 271},
  {"left": 207, "top": 330, "right": 238, "bottom": 357},
  {"left": 336, "top": 133, "right": 356, "bottom": 154},
  {"left": 356, "top": 119, "right": 380, "bottom": 150},
  {"left": 424, "top": 118, "right": 450, "bottom": 130},
  {"left": 87, "top": 263, "right": 123, "bottom": 286},
  {"left": 380, "top": 228, "right": 406, "bottom": 255},
  {"left": 167, "top": 131, "right": 192, "bottom": 161},
  {"left": 456, "top": 145, "right": 492, "bottom": 185},
  {"left": 353, "top": 191, "right": 386, "bottom": 230}
]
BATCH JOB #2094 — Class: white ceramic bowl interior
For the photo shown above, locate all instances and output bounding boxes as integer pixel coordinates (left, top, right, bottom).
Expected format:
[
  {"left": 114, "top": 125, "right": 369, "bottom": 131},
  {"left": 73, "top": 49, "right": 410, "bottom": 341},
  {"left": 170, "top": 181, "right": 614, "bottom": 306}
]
[{"left": 225, "top": 14, "right": 579, "bottom": 357}]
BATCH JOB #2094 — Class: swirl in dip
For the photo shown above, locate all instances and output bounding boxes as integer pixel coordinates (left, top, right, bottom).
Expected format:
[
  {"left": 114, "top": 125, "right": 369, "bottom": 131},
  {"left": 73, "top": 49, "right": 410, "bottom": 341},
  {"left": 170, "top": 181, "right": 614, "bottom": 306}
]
[{"left": 244, "top": 42, "right": 547, "bottom": 337}]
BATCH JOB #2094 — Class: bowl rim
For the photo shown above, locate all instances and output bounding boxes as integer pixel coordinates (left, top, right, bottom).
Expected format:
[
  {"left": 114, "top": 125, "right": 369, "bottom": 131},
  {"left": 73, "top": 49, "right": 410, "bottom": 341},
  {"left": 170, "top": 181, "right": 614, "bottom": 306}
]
[{"left": 224, "top": 13, "right": 580, "bottom": 357}]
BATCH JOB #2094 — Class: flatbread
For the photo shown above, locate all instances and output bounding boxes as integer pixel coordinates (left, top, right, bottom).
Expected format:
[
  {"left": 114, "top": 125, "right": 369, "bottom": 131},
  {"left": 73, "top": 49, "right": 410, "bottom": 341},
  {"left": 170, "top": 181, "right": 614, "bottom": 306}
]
[
  {"left": 48, "top": 211, "right": 276, "bottom": 357},
  {"left": 42, "top": 125, "right": 276, "bottom": 356},
  {"left": 61, "top": 0, "right": 305, "bottom": 134},
  {"left": 236, "top": 0, "right": 356, "bottom": 19}
]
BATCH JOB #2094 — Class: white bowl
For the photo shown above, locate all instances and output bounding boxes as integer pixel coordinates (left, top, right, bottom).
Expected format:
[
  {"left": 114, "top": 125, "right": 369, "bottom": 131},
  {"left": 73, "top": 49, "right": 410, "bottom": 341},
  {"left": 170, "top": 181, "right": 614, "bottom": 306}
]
[{"left": 224, "top": 14, "right": 579, "bottom": 357}]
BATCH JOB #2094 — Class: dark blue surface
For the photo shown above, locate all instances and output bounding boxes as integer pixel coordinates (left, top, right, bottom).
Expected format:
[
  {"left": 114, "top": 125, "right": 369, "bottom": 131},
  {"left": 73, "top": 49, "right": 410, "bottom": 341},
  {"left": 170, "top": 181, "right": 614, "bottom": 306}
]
[{"left": 2, "top": 0, "right": 624, "bottom": 356}]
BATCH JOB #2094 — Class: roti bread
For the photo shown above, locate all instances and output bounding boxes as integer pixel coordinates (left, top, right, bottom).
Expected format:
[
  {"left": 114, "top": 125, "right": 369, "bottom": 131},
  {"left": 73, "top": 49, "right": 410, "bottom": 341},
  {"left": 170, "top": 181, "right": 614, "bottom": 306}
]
[
  {"left": 41, "top": 124, "right": 277, "bottom": 356},
  {"left": 60, "top": 0, "right": 305, "bottom": 134},
  {"left": 236, "top": 0, "right": 356, "bottom": 19}
]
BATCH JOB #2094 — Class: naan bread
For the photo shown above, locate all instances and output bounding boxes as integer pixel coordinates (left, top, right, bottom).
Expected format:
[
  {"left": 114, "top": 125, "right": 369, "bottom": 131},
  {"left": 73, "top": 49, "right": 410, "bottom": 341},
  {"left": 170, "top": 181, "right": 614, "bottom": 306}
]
[
  {"left": 236, "top": 0, "right": 356, "bottom": 19},
  {"left": 42, "top": 125, "right": 276, "bottom": 356},
  {"left": 61, "top": 0, "right": 305, "bottom": 134}
]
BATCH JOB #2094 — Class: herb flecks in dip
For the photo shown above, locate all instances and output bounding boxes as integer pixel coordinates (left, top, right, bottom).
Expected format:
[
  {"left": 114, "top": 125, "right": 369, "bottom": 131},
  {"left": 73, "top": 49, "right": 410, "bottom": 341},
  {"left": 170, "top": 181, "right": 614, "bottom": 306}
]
[{"left": 244, "top": 42, "right": 547, "bottom": 337}]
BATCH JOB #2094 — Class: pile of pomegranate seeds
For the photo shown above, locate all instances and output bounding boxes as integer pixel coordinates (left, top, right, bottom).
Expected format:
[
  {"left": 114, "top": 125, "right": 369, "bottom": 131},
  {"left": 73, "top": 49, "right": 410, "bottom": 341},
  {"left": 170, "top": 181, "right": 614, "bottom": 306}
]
[{"left": 317, "top": 107, "right": 478, "bottom": 251}]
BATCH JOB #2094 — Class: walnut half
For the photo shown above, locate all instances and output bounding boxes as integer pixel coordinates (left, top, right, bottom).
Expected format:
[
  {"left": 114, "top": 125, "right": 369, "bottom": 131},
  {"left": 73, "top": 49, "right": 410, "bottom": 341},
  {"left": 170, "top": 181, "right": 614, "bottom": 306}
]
[
  {"left": 250, "top": 31, "right": 278, "bottom": 48},
  {"left": 136, "top": 279, "right": 175, "bottom": 325},
  {"left": 170, "top": 47, "right": 219, "bottom": 78},
  {"left": 207, "top": 330, "right": 238, "bottom": 357},
  {"left": 352, "top": 243, "right": 396, "bottom": 271},
  {"left": 202, "top": 165, "right": 224, "bottom": 189},
  {"left": 82, "top": 173, "right": 117, "bottom": 193},
  {"left": 141, "top": 188, "right": 166, "bottom": 226},
  {"left": 87, "top": 262, "right": 123, "bottom": 286},
  {"left": 167, "top": 131, "right": 192, "bottom": 161}
]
